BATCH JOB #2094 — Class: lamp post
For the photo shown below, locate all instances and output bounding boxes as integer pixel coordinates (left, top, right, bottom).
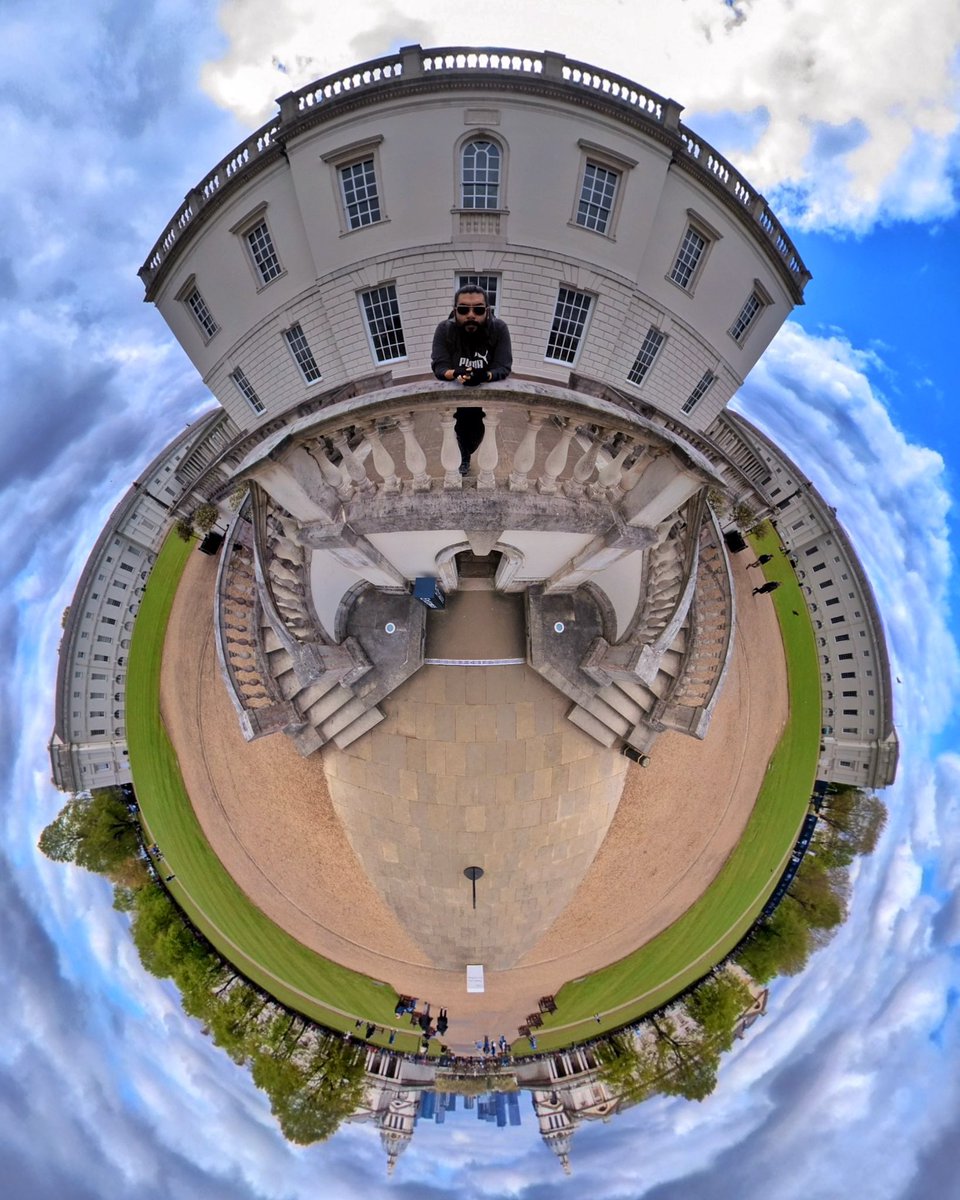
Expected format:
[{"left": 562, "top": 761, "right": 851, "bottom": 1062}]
[{"left": 463, "top": 866, "right": 484, "bottom": 910}]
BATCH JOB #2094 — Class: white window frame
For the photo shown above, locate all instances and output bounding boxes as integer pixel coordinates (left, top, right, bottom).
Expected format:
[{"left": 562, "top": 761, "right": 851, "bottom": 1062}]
[
  {"left": 456, "top": 272, "right": 502, "bottom": 314},
  {"left": 728, "top": 280, "right": 773, "bottom": 345},
  {"left": 230, "top": 366, "right": 265, "bottom": 414},
  {"left": 230, "top": 202, "right": 285, "bottom": 290},
  {"left": 627, "top": 325, "right": 667, "bottom": 386},
  {"left": 460, "top": 138, "right": 503, "bottom": 210},
  {"left": 358, "top": 283, "right": 407, "bottom": 364},
  {"left": 322, "top": 137, "right": 387, "bottom": 235},
  {"left": 176, "top": 274, "right": 219, "bottom": 342},
  {"left": 681, "top": 369, "right": 717, "bottom": 414},
  {"left": 545, "top": 287, "right": 594, "bottom": 366},
  {"left": 667, "top": 210, "right": 721, "bottom": 295},
  {"left": 283, "top": 322, "right": 322, "bottom": 384},
  {"left": 569, "top": 141, "right": 635, "bottom": 239}
]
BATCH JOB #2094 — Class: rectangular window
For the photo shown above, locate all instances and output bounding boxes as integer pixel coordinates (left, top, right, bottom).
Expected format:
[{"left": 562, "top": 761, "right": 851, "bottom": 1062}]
[
  {"left": 106, "top": 598, "right": 121, "bottom": 607},
  {"left": 245, "top": 221, "right": 283, "bottom": 284},
  {"left": 825, "top": 597, "right": 840, "bottom": 607},
  {"left": 230, "top": 366, "right": 265, "bottom": 414},
  {"left": 839, "top": 653, "right": 853, "bottom": 661},
  {"left": 546, "top": 288, "right": 592, "bottom": 364},
  {"left": 730, "top": 291, "right": 764, "bottom": 342},
  {"left": 841, "top": 671, "right": 855, "bottom": 678},
  {"left": 813, "top": 563, "right": 826, "bottom": 572},
  {"left": 576, "top": 163, "right": 619, "bottom": 234},
  {"left": 360, "top": 285, "right": 406, "bottom": 362},
  {"left": 819, "top": 580, "right": 834, "bottom": 590},
  {"left": 458, "top": 274, "right": 500, "bottom": 312},
  {"left": 340, "top": 160, "right": 381, "bottom": 229},
  {"left": 681, "top": 370, "right": 716, "bottom": 414},
  {"left": 627, "top": 327, "right": 666, "bottom": 385},
  {"left": 186, "top": 288, "right": 219, "bottom": 339},
  {"left": 670, "top": 225, "right": 707, "bottom": 289},
  {"left": 120, "top": 562, "right": 133, "bottom": 572},
  {"left": 96, "top": 635, "right": 112, "bottom": 644},
  {"left": 805, "top": 547, "right": 819, "bottom": 557},
  {"left": 283, "top": 323, "right": 322, "bottom": 383},
  {"left": 830, "top": 616, "right": 845, "bottom": 624},
  {"left": 835, "top": 634, "right": 850, "bottom": 642}
]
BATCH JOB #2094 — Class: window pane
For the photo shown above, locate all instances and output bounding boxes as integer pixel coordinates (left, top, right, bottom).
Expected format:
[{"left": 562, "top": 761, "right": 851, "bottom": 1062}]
[
  {"left": 230, "top": 366, "right": 265, "bottom": 413},
  {"left": 361, "top": 285, "right": 406, "bottom": 362},
  {"left": 730, "top": 291, "right": 763, "bottom": 341},
  {"left": 245, "top": 221, "right": 283, "bottom": 284},
  {"left": 576, "top": 163, "right": 618, "bottom": 233},
  {"left": 546, "top": 288, "right": 592, "bottom": 364},
  {"left": 627, "top": 326, "right": 665, "bottom": 384},
  {"left": 457, "top": 274, "right": 499, "bottom": 311},
  {"left": 340, "top": 159, "right": 381, "bottom": 229},
  {"left": 461, "top": 141, "right": 501, "bottom": 210},
  {"left": 681, "top": 369, "right": 716, "bottom": 413},
  {"left": 670, "top": 226, "right": 707, "bottom": 288},
  {"left": 283, "top": 323, "right": 322, "bottom": 383},
  {"left": 186, "top": 288, "right": 218, "bottom": 337}
]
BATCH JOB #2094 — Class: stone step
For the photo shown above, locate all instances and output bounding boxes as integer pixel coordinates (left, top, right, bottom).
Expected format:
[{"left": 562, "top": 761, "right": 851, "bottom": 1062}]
[
  {"left": 303, "top": 680, "right": 355, "bottom": 726},
  {"left": 295, "top": 675, "right": 344, "bottom": 712},
  {"left": 582, "top": 695, "right": 631, "bottom": 737},
  {"left": 567, "top": 704, "right": 619, "bottom": 748},
  {"left": 332, "top": 706, "right": 385, "bottom": 749},
  {"left": 614, "top": 676, "right": 658, "bottom": 714},
  {"left": 319, "top": 694, "right": 370, "bottom": 740},
  {"left": 262, "top": 627, "right": 283, "bottom": 653},
  {"left": 275, "top": 668, "right": 300, "bottom": 700},
  {"left": 268, "top": 647, "right": 293, "bottom": 676},
  {"left": 289, "top": 723, "right": 325, "bottom": 756},
  {"left": 596, "top": 684, "right": 645, "bottom": 726}
]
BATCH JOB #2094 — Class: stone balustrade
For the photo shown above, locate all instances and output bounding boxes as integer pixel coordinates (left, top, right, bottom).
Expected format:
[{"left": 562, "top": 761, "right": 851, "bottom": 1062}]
[
  {"left": 239, "top": 388, "right": 716, "bottom": 541},
  {"left": 139, "top": 45, "right": 809, "bottom": 295}
]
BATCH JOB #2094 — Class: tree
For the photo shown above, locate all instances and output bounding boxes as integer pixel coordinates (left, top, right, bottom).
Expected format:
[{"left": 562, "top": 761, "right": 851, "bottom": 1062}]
[
  {"left": 785, "top": 859, "right": 847, "bottom": 932},
  {"left": 193, "top": 502, "right": 219, "bottom": 532},
  {"left": 174, "top": 516, "right": 195, "bottom": 541},
  {"left": 38, "top": 788, "right": 141, "bottom": 877},
  {"left": 736, "top": 902, "right": 812, "bottom": 984},
  {"left": 818, "top": 787, "right": 888, "bottom": 857},
  {"left": 684, "top": 970, "right": 754, "bottom": 1052},
  {"left": 647, "top": 1015, "right": 720, "bottom": 1101}
]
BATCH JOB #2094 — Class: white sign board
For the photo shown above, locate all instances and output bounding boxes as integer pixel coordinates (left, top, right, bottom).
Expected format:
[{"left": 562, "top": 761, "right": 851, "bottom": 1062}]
[{"left": 466, "top": 964, "right": 485, "bottom": 993}]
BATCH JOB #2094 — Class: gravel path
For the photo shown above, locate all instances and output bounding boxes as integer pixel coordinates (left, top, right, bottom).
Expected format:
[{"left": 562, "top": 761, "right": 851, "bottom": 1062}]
[{"left": 159, "top": 549, "right": 788, "bottom": 1048}]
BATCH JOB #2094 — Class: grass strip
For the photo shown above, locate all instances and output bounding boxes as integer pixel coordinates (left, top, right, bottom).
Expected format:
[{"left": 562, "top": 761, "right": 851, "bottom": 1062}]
[
  {"left": 521, "top": 527, "right": 820, "bottom": 1050},
  {"left": 126, "top": 533, "right": 420, "bottom": 1052}
]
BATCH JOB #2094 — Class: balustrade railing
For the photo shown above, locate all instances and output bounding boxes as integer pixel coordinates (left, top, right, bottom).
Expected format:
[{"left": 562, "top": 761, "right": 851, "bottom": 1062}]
[
  {"left": 287, "top": 403, "right": 660, "bottom": 508},
  {"left": 659, "top": 506, "right": 735, "bottom": 732},
  {"left": 139, "top": 45, "right": 808, "bottom": 293},
  {"left": 213, "top": 504, "right": 282, "bottom": 726}
]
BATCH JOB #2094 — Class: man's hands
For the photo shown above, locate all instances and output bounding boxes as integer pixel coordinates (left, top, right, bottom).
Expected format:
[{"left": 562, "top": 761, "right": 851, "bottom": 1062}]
[{"left": 457, "top": 368, "right": 488, "bottom": 387}]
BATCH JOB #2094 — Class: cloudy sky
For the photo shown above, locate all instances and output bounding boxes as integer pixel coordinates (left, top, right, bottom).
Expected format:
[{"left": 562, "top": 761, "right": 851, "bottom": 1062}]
[{"left": 2, "top": 2, "right": 960, "bottom": 1197}]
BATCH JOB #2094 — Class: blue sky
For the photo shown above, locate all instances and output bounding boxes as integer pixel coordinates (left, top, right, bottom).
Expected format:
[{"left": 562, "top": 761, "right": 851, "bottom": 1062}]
[{"left": 2, "top": 2, "right": 960, "bottom": 1198}]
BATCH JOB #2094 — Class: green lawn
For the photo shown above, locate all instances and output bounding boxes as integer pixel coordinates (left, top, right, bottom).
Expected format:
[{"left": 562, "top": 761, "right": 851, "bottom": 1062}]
[
  {"left": 126, "top": 533, "right": 421, "bottom": 1052},
  {"left": 519, "top": 526, "right": 821, "bottom": 1051},
  {"left": 128, "top": 526, "right": 820, "bottom": 1056}
]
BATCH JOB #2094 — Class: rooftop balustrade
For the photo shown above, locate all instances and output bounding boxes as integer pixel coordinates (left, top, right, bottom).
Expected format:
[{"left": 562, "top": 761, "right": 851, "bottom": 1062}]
[{"left": 139, "top": 44, "right": 809, "bottom": 299}]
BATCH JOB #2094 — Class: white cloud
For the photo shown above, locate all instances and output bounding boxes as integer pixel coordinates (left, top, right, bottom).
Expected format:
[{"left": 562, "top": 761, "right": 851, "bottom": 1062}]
[{"left": 199, "top": 0, "right": 960, "bottom": 233}]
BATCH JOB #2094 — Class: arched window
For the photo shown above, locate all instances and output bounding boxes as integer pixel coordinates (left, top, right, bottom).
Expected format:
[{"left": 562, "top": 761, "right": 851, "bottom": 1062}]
[{"left": 461, "top": 140, "right": 501, "bottom": 209}]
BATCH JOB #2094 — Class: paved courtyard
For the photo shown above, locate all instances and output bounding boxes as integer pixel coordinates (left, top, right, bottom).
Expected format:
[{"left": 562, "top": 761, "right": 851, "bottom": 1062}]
[{"left": 160, "top": 548, "right": 788, "bottom": 1048}]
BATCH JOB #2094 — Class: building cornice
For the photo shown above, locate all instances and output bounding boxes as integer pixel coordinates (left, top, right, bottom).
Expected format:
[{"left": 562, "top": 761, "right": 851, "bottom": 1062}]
[{"left": 139, "top": 45, "right": 809, "bottom": 305}]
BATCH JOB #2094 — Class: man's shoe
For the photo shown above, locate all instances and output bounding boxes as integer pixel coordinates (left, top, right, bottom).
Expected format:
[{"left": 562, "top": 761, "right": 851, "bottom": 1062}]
[{"left": 459, "top": 457, "right": 470, "bottom": 475}]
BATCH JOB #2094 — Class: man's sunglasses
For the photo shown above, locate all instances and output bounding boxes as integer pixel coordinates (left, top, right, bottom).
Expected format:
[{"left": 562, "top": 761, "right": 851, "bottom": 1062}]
[{"left": 456, "top": 304, "right": 487, "bottom": 315}]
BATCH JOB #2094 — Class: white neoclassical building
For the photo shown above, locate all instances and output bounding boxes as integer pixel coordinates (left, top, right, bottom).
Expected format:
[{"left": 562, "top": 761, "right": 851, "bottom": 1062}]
[{"left": 51, "top": 46, "right": 895, "bottom": 971}]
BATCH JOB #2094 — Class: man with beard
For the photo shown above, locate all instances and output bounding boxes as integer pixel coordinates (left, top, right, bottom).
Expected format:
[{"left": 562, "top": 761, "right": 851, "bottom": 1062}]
[{"left": 431, "top": 286, "right": 513, "bottom": 474}]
